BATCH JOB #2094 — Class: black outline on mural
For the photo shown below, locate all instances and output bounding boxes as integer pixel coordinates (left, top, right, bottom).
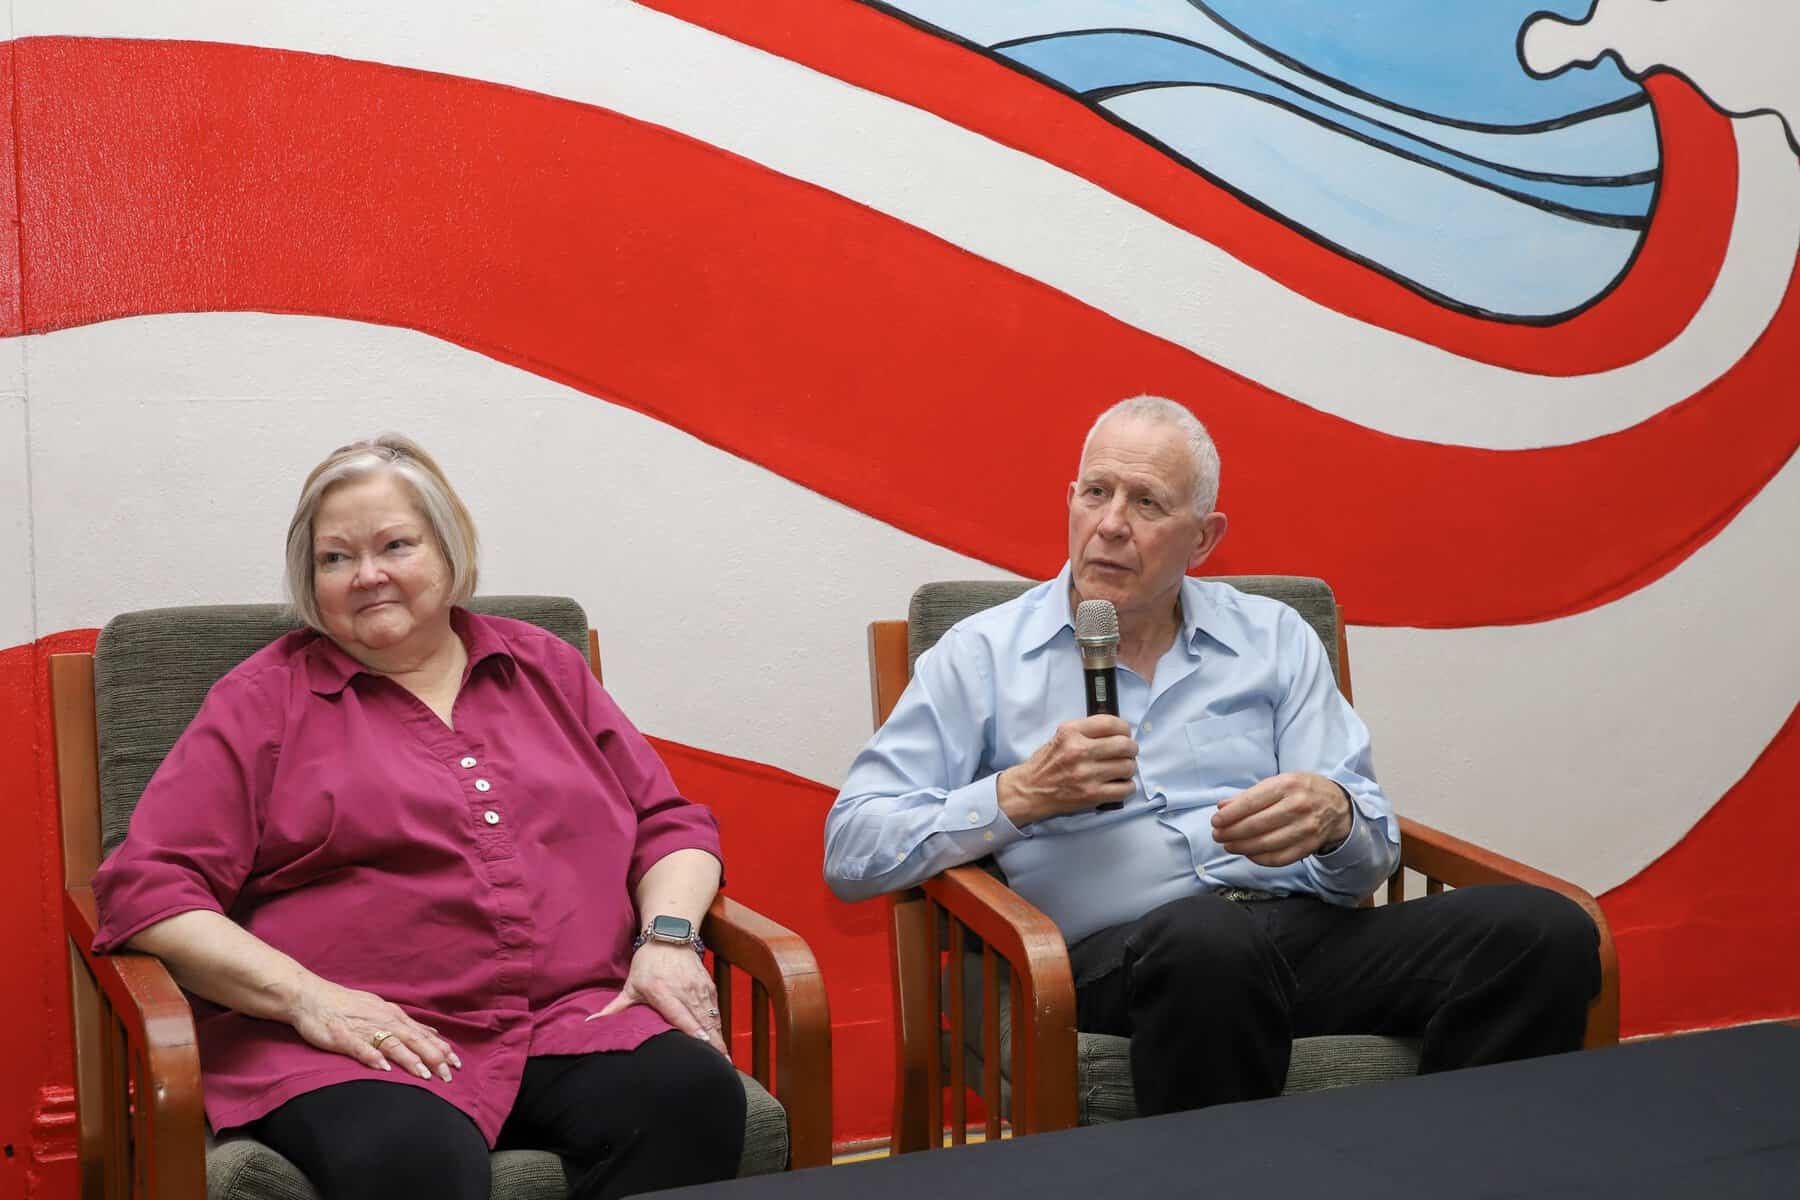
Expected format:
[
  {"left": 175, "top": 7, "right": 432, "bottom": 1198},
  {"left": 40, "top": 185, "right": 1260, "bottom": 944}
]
[
  {"left": 1010, "top": 28, "right": 1658, "bottom": 187},
  {"left": 1091, "top": 80, "right": 1648, "bottom": 229},
  {"left": 1185, "top": 0, "right": 1640, "bottom": 135},
  {"left": 1516, "top": 4, "right": 1800, "bottom": 157},
  {"left": 852, "top": 0, "right": 1666, "bottom": 325}
]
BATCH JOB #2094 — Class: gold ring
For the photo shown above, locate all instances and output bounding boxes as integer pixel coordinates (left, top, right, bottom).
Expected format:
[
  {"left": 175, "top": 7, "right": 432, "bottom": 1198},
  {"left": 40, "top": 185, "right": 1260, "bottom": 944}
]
[{"left": 371, "top": 1030, "right": 393, "bottom": 1049}]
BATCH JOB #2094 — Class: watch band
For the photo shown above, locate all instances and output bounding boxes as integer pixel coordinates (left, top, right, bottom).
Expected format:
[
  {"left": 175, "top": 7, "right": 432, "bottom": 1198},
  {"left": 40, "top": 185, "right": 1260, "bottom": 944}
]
[{"left": 632, "top": 920, "right": 707, "bottom": 956}]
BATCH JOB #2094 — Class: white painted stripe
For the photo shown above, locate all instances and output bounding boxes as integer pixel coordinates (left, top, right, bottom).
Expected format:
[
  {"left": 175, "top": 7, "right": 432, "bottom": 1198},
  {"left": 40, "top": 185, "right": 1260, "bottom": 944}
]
[
  {"left": 1354, "top": 439, "right": 1800, "bottom": 894},
  {"left": 23, "top": 314, "right": 1798, "bottom": 894},
  {"left": 0, "top": 342, "right": 33, "bottom": 648},
  {"left": 22, "top": 1, "right": 1800, "bottom": 449}
]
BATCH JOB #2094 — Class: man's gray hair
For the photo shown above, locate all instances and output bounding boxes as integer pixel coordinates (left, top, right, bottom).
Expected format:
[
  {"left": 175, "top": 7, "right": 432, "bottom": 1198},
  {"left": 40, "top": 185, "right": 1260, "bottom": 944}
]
[
  {"left": 1079, "top": 395, "right": 1222, "bottom": 516},
  {"left": 284, "top": 433, "right": 481, "bottom": 631}
]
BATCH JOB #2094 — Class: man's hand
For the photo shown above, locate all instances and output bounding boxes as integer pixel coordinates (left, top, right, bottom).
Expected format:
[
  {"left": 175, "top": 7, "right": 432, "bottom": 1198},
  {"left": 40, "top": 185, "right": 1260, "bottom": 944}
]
[
  {"left": 1212, "top": 772, "right": 1353, "bottom": 866},
  {"left": 594, "top": 941, "right": 727, "bottom": 1054},
  {"left": 997, "top": 715, "right": 1137, "bottom": 827}
]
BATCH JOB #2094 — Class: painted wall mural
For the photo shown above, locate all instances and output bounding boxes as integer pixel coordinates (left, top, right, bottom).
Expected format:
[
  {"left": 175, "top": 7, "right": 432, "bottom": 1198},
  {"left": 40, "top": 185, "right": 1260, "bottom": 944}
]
[{"left": 1, "top": 1, "right": 1795, "bottom": 1187}]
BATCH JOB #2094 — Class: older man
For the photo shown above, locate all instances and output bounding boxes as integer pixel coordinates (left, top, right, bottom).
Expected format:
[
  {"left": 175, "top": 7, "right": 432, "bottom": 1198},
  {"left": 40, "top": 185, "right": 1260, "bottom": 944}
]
[{"left": 824, "top": 395, "right": 1599, "bottom": 1115}]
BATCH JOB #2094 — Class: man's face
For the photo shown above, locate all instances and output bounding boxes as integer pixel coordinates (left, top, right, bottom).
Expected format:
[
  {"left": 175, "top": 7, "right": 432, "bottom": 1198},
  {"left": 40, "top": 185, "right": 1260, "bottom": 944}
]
[{"left": 1067, "top": 415, "right": 1223, "bottom": 625}]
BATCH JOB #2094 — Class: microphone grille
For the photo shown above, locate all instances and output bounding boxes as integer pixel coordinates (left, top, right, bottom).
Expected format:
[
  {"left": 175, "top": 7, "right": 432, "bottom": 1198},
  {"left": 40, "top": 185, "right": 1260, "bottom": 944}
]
[{"left": 1075, "top": 599, "right": 1119, "bottom": 644}]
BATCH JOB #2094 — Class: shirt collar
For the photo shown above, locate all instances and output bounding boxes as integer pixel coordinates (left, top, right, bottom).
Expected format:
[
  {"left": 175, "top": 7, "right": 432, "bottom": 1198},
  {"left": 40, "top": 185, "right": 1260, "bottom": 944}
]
[
  {"left": 1021, "top": 563, "right": 1245, "bottom": 658},
  {"left": 1019, "top": 563, "right": 1080, "bottom": 655},
  {"left": 1178, "top": 577, "right": 1244, "bottom": 657},
  {"left": 304, "top": 607, "right": 515, "bottom": 695}
]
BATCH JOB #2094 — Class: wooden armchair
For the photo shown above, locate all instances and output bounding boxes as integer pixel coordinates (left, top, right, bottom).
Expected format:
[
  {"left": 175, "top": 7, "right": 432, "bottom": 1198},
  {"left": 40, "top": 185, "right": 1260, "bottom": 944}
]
[
  {"left": 868, "top": 578, "right": 1619, "bottom": 1151},
  {"left": 53, "top": 596, "right": 832, "bottom": 1199}
]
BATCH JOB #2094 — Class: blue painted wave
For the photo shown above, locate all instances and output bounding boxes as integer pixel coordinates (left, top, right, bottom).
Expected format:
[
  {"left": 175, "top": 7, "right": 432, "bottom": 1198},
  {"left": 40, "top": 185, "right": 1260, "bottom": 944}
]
[{"left": 877, "top": 0, "right": 1663, "bottom": 319}]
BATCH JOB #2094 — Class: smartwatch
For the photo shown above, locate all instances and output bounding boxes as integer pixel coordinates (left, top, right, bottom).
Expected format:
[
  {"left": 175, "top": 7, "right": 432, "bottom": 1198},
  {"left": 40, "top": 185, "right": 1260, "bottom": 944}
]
[{"left": 633, "top": 914, "right": 707, "bottom": 955}]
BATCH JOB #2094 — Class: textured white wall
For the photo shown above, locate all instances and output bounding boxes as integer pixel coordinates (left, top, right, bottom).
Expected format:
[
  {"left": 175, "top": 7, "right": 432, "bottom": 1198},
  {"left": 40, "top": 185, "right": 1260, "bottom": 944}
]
[
  {"left": 23, "top": 314, "right": 1016, "bottom": 785},
  {"left": 1, "top": 343, "right": 30, "bottom": 649}
]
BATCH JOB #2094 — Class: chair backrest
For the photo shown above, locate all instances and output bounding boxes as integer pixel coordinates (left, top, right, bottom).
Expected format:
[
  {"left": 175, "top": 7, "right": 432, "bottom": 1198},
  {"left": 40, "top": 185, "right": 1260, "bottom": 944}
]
[
  {"left": 892, "top": 576, "right": 1346, "bottom": 716},
  {"left": 92, "top": 596, "right": 590, "bottom": 857}
]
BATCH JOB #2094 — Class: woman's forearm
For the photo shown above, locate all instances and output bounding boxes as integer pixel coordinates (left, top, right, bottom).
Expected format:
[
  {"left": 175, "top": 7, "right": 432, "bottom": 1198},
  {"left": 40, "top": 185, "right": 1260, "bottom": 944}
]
[
  {"left": 126, "top": 909, "right": 316, "bottom": 1023},
  {"left": 633, "top": 848, "right": 723, "bottom": 929}
]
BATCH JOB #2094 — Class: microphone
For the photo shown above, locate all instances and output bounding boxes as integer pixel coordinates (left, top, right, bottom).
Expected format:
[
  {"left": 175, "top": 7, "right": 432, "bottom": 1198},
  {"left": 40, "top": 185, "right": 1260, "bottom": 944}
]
[{"left": 1075, "top": 599, "right": 1125, "bottom": 811}]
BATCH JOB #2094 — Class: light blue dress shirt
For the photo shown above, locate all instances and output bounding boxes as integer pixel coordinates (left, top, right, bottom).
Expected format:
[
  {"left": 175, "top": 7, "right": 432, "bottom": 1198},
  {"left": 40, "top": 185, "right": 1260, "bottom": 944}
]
[{"left": 824, "top": 567, "right": 1401, "bottom": 944}]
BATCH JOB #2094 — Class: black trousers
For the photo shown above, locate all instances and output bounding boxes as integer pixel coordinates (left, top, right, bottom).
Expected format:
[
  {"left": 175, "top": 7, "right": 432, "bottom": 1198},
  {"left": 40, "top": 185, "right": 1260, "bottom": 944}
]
[
  {"left": 1069, "top": 883, "right": 1601, "bottom": 1116},
  {"left": 249, "top": 1030, "right": 746, "bottom": 1200}
]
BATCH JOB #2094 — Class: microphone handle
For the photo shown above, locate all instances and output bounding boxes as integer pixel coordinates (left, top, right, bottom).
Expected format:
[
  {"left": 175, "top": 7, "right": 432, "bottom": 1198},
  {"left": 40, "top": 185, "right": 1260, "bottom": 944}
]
[{"left": 1084, "top": 665, "right": 1125, "bottom": 811}]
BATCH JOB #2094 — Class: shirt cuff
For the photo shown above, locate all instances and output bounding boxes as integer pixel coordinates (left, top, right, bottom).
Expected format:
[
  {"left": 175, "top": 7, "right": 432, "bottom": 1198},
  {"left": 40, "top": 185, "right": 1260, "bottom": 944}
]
[
  {"left": 938, "top": 771, "right": 1031, "bottom": 855},
  {"left": 1314, "top": 785, "right": 1359, "bottom": 860},
  {"left": 1311, "top": 785, "right": 1398, "bottom": 874}
]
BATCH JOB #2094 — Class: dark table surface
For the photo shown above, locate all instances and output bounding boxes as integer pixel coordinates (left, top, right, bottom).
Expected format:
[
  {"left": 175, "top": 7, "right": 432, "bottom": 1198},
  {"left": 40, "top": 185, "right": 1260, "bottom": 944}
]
[{"left": 663, "top": 1024, "right": 1800, "bottom": 1199}]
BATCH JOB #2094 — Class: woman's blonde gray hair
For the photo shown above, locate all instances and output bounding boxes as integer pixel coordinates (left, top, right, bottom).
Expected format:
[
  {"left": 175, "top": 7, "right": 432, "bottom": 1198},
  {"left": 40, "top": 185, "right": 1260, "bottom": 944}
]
[{"left": 284, "top": 434, "right": 480, "bottom": 631}]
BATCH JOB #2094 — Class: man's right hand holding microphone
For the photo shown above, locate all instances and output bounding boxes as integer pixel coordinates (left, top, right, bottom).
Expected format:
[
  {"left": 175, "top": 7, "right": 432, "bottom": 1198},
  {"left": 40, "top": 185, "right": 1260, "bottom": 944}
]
[{"left": 995, "top": 716, "right": 1138, "bottom": 826}]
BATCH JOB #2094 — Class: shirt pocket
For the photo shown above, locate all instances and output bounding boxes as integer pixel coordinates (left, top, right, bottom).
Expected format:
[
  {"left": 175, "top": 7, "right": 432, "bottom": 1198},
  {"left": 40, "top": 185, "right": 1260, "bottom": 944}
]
[{"left": 1181, "top": 708, "right": 1278, "bottom": 793}]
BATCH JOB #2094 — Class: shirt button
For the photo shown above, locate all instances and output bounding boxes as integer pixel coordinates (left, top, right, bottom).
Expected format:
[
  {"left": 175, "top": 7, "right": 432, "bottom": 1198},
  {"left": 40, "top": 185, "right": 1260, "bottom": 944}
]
[
  {"left": 483, "top": 810, "right": 501, "bottom": 825},
  {"left": 983, "top": 831, "right": 995, "bottom": 843},
  {"left": 460, "top": 756, "right": 478, "bottom": 769},
  {"left": 967, "top": 811, "right": 979, "bottom": 824},
  {"left": 475, "top": 779, "right": 492, "bottom": 793},
  {"left": 1142, "top": 721, "right": 1154, "bottom": 733}
]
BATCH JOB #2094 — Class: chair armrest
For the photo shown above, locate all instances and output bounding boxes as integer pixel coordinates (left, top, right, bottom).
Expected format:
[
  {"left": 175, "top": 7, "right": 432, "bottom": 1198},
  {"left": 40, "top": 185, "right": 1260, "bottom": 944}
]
[
  {"left": 1398, "top": 817, "right": 1620, "bottom": 1047},
  {"left": 64, "top": 885, "right": 207, "bottom": 1199},
  {"left": 920, "top": 867, "right": 1075, "bottom": 1003},
  {"left": 919, "top": 866, "right": 1078, "bottom": 1135},
  {"left": 702, "top": 896, "right": 832, "bottom": 1169}
]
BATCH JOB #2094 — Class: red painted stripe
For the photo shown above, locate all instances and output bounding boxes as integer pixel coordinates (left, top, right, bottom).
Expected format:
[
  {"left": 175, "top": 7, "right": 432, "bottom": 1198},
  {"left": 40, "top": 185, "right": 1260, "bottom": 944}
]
[
  {"left": 10, "top": 37, "right": 1797, "bottom": 627},
  {"left": 640, "top": 0, "right": 1737, "bottom": 375},
  {"left": 0, "top": 41, "right": 21, "bottom": 335},
  {"left": 1601, "top": 701, "right": 1800, "bottom": 1035}
]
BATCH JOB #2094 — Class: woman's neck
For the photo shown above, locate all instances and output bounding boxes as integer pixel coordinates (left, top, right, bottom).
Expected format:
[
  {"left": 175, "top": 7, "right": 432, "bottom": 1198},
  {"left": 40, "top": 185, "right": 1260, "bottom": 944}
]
[{"left": 347, "top": 620, "right": 466, "bottom": 688}]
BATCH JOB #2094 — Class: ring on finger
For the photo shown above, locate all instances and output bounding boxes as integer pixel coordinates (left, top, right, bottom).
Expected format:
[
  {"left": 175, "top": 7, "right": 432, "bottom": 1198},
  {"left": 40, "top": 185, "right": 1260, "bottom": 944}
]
[
  {"left": 706, "top": 1007, "right": 720, "bottom": 1018},
  {"left": 370, "top": 1030, "right": 393, "bottom": 1050}
]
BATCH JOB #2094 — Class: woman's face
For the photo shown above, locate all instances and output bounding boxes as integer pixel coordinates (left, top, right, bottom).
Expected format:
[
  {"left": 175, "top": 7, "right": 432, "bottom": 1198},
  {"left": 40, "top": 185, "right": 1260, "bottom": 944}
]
[{"left": 311, "top": 472, "right": 454, "bottom": 664}]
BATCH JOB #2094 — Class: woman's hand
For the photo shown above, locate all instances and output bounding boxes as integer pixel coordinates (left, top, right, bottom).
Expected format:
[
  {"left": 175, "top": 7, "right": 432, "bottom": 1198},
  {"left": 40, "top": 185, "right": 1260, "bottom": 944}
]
[
  {"left": 124, "top": 909, "right": 463, "bottom": 1081},
  {"left": 285, "top": 976, "right": 463, "bottom": 1082},
  {"left": 593, "top": 942, "right": 726, "bottom": 1054}
]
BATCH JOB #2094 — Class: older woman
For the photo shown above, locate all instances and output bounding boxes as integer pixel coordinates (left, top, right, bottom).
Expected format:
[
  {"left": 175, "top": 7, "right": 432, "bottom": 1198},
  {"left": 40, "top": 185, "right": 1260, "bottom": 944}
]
[{"left": 92, "top": 435, "right": 744, "bottom": 1200}]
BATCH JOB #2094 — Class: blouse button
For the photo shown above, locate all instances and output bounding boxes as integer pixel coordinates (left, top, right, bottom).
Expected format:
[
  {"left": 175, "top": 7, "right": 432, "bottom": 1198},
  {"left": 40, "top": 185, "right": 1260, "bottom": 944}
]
[
  {"left": 475, "top": 779, "right": 492, "bottom": 793},
  {"left": 460, "top": 756, "right": 478, "bottom": 769},
  {"left": 483, "top": 810, "right": 501, "bottom": 825}
]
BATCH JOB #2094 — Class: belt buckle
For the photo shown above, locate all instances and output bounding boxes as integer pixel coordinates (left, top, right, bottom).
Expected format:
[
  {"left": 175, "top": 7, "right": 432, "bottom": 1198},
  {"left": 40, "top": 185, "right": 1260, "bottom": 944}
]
[{"left": 1216, "top": 886, "right": 1275, "bottom": 903}]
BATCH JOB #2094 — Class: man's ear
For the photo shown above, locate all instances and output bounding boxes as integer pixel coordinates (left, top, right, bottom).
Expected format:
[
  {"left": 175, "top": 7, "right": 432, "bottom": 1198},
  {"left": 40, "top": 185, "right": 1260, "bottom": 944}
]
[{"left": 1188, "top": 511, "right": 1228, "bottom": 571}]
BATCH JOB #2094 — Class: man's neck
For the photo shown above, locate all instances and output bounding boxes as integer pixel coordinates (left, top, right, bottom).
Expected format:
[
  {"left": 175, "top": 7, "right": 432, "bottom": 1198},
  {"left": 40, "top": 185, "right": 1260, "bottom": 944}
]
[{"left": 1070, "top": 586, "right": 1185, "bottom": 679}]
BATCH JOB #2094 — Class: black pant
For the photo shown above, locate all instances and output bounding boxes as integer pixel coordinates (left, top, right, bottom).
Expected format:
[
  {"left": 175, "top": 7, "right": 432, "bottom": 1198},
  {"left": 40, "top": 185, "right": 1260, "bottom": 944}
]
[
  {"left": 1069, "top": 884, "right": 1601, "bottom": 1116},
  {"left": 249, "top": 1030, "right": 746, "bottom": 1200}
]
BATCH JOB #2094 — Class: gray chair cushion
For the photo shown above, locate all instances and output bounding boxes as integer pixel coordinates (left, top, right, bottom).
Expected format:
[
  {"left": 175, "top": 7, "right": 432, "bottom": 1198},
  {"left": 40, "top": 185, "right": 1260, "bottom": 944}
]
[
  {"left": 94, "top": 596, "right": 588, "bottom": 855},
  {"left": 1073, "top": 1033, "right": 1421, "bottom": 1125},
  {"left": 949, "top": 954, "right": 1419, "bottom": 1126},
  {"left": 205, "top": 1070, "right": 788, "bottom": 1198},
  {"left": 96, "top": 598, "right": 790, "bottom": 1195},
  {"left": 908, "top": 577, "right": 1339, "bottom": 681}
]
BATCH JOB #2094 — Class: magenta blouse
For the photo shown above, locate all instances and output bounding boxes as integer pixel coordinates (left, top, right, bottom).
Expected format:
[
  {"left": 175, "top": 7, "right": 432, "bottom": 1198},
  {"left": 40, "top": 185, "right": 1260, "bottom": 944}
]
[{"left": 91, "top": 609, "right": 724, "bottom": 1143}]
